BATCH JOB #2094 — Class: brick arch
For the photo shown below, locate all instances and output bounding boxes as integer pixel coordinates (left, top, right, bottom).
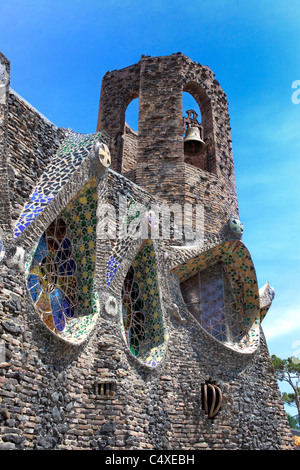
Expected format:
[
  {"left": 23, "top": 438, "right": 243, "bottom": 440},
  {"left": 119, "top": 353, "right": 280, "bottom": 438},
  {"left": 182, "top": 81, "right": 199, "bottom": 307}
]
[
  {"left": 121, "top": 95, "right": 140, "bottom": 176},
  {"left": 182, "top": 81, "right": 216, "bottom": 173},
  {"left": 97, "top": 63, "right": 141, "bottom": 173},
  {"left": 124, "top": 90, "right": 140, "bottom": 112}
]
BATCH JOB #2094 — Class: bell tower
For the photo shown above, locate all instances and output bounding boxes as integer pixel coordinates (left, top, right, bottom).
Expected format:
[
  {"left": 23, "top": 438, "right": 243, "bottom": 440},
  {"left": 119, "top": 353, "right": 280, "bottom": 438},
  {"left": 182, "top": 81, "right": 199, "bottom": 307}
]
[{"left": 97, "top": 53, "right": 239, "bottom": 238}]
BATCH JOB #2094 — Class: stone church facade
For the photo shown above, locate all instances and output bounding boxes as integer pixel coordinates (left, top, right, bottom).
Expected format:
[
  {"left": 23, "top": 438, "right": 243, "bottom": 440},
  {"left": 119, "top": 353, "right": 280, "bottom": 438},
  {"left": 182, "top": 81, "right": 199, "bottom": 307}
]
[{"left": 0, "top": 51, "right": 294, "bottom": 450}]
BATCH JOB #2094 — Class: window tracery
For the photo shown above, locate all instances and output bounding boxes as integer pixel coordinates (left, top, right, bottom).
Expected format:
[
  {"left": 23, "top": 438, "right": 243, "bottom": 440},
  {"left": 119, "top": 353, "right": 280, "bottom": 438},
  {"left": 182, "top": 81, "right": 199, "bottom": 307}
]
[
  {"left": 180, "top": 262, "right": 247, "bottom": 345},
  {"left": 26, "top": 178, "right": 99, "bottom": 344},
  {"left": 121, "top": 240, "right": 168, "bottom": 367},
  {"left": 172, "top": 241, "right": 260, "bottom": 353}
]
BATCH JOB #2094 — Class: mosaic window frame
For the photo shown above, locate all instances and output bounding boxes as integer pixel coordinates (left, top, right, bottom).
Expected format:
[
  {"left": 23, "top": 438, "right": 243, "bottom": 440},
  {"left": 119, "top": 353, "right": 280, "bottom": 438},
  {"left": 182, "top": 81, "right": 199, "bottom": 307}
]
[
  {"left": 121, "top": 239, "right": 168, "bottom": 368},
  {"left": 25, "top": 178, "right": 100, "bottom": 344},
  {"left": 172, "top": 240, "right": 260, "bottom": 353},
  {"left": 14, "top": 131, "right": 104, "bottom": 239},
  {"left": 106, "top": 196, "right": 149, "bottom": 290},
  {"left": 180, "top": 261, "right": 249, "bottom": 345}
]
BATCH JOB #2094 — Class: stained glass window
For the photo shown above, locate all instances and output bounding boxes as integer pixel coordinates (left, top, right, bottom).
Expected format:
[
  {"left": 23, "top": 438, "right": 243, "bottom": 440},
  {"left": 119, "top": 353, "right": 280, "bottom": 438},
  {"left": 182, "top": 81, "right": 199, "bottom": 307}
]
[
  {"left": 27, "top": 218, "right": 77, "bottom": 332},
  {"left": 26, "top": 178, "right": 99, "bottom": 344},
  {"left": 121, "top": 240, "right": 168, "bottom": 367},
  {"left": 180, "top": 262, "right": 245, "bottom": 344},
  {"left": 172, "top": 241, "right": 261, "bottom": 352}
]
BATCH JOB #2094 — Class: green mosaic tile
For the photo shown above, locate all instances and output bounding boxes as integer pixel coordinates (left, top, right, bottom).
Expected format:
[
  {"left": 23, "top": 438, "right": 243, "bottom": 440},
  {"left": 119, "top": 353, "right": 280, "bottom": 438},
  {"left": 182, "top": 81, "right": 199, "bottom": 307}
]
[
  {"left": 172, "top": 240, "right": 260, "bottom": 353},
  {"left": 26, "top": 178, "right": 99, "bottom": 344},
  {"left": 121, "top": 239, "right": 168, "bottom": 367}
]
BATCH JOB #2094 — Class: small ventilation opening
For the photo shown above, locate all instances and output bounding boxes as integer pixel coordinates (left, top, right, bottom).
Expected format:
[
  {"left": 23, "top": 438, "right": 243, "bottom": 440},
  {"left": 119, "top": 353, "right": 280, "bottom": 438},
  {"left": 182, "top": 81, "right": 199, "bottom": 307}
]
[
  {"left": 201, "top": 381, "right": 222, "bottom": 419},
  {"left": 95, "top": 381, "right": 116, "bottom": 398}
]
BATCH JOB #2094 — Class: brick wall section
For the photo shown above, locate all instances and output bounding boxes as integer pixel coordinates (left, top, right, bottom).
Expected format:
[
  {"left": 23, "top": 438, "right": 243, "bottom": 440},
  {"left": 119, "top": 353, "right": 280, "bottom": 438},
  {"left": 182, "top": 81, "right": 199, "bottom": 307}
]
[
  {"left": 0, "top": 53, "right": 12, "bottom": 240},
  {"left": 136, "top": 55, "right": 186, "bottom": 204},
  {"left": 121, "top": 123, "right": 138, "bottom": 175}
]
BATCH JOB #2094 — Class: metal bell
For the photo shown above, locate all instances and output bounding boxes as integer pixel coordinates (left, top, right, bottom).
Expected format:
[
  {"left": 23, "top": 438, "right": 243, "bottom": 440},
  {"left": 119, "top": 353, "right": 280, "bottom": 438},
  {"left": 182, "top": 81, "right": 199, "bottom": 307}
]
[{"left": 184, "top": 126, "right": 206, "bottom": 157}]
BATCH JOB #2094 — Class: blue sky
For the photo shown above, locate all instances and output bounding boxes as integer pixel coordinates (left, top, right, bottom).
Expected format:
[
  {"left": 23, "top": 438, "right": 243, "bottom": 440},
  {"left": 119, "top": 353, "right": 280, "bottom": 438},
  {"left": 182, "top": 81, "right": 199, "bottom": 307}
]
[{"left": 1, "top": 0, "right": 299, "bottom": 409}]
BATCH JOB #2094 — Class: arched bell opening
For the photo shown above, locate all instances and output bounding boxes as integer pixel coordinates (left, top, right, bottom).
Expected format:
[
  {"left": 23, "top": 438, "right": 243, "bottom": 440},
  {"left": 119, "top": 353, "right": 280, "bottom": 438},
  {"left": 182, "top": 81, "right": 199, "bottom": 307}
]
[
  {"left": 121, "top": 239, "right": 168, "bottom": 368},
  {"left": 125, "top": 97, "right": 139, "bottom": 133},
  {"left": 182, "top": 91, "right": 207, "bottom": 170},
  {"left": 182, "top": 84, "right": 215, "bottom": 173},
  {"left": 121, "top": 96, "right": 139, "bottom": 177}
]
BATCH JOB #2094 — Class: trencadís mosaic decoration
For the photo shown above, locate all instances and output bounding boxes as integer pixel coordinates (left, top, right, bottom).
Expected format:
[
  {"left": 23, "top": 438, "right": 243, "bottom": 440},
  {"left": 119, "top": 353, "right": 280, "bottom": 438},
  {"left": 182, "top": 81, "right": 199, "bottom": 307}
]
[
  {"left": 121, "top": 239, "right": 168, "bottom": 367},
  {"left": 14, "top": 131, "right": 104, "bottom": 239},
  {"left": 25, "top": 178, "right": 99, "bottom": 344},
  {"left": 106, "top": 196, "right": 149, "bottom": 289},
  {"left": 172, "top": 240, "right": 260, "bottom": 353}
]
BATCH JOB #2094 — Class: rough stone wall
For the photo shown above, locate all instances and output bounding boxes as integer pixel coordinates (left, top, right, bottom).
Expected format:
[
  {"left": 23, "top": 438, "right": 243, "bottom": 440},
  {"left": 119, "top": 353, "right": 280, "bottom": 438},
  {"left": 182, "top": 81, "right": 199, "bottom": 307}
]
[
  {"left": 184, "top": 164, "right": 238, "bottom": 241},
  {"left": 0, "top": 53, "right": 12, "bottom": 241},
  {"left": 136, "top": 54, "right": 185, "bottom": 204},
  {"left": 6, "top": 89, "right": 67, "bottom": 229},
  {"left": 121, "top": 123, "right": 138, "bottom": 178},
  {"left": 0, "top": 232, "right": 294, "bottom": 450}
]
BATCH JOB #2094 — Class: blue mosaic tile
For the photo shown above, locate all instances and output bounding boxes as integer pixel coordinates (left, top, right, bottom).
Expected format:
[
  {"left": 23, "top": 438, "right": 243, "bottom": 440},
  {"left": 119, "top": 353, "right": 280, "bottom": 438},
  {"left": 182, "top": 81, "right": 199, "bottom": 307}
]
[{"left": 14, "top": 130, "right": 103, "bottom": 239}]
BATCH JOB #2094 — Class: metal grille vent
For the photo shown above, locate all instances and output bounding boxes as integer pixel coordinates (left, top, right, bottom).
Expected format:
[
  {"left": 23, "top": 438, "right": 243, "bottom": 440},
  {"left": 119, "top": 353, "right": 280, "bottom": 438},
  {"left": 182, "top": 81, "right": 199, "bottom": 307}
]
[
  {"left": 95, "top": 381, "right": 116, "bottom": 398},
  {"left": 201, "top": 382, "right": 223, "bottom": 419}
]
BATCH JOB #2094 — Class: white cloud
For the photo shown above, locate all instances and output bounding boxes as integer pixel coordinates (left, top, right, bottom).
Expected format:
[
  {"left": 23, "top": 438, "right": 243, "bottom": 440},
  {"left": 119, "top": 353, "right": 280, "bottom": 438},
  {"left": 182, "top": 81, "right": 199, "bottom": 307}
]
[{"left": 262, "top": 307, "right": 300, "bottom": 341}]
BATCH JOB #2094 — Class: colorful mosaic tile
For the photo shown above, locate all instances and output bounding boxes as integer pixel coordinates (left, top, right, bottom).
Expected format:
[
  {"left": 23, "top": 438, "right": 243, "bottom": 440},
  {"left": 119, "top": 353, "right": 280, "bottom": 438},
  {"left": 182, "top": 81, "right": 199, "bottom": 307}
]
[
  {"left": 106, "top": 197, "right": 148, "bottom": 289},
  {"left": 172, "top": 240, "right": 260, "bottom": 352},
  {"left": 25, "top": 178, "right": 99, "bottom": 344},
  {"left": 106, "top": 254, "right": 121, "bottom": 288},
  {"left": 14, "top": 131, "right": 103, "bottom": 239},
  {"left": 121, "top": 239, "right": 168, "bottom": 367}
]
